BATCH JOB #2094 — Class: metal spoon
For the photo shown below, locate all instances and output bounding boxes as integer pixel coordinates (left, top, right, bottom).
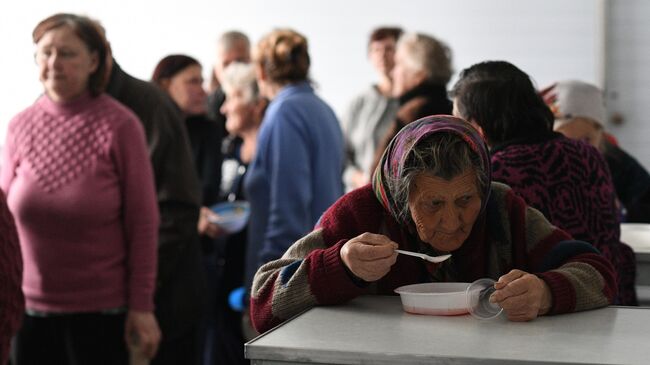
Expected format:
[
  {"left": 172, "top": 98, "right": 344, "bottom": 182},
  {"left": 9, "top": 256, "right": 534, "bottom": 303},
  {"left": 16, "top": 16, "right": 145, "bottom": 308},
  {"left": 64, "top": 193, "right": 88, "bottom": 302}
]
[{"left": 395, "top": 249, "right": 452, "bottom": 263}]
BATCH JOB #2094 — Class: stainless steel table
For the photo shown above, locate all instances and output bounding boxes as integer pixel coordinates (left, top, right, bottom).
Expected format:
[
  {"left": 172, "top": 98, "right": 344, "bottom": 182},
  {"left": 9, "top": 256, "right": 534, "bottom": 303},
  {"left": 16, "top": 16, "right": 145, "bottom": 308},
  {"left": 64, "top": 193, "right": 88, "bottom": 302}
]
[{"left": 246, "top": 296, "right": 650, "bottom": 365}]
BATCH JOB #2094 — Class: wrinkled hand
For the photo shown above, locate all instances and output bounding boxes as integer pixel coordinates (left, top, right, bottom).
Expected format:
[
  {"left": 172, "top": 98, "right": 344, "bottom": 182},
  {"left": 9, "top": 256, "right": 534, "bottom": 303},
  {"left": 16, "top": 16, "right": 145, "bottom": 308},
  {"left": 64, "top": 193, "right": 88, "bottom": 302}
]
[
  {"left": 340, "top": 232, "right": 398, "bottom": 282},
  {"left": 125, "top": 310, "right": 161, "bottom": 359},
  {"left": 198, "top": 207, "right": 227, "bottom": 239},
  {"left": 489, "top": 269, "right": 552, "bottom": 321}
]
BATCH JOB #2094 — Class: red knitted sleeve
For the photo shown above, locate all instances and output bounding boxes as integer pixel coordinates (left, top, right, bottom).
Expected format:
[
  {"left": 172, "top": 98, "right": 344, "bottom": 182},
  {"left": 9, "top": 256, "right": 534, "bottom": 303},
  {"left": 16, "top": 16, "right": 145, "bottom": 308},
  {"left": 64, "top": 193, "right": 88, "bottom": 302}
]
[{"left": 0, "top": 190, "right": 24, "bottom": 364}]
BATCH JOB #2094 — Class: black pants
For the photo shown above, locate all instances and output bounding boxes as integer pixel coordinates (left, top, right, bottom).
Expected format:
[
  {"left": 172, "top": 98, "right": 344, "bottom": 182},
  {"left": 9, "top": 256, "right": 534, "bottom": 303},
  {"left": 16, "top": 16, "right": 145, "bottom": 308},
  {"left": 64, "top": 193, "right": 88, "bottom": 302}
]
[
  {"left": 11, "top": 312, "right": 128, "bottom": 365},
  {"left": 151, "top": 326, "right": 200, "bottom": 365},
  {"left": 201, "top": 238, "right": 248, "bottom": 365}
]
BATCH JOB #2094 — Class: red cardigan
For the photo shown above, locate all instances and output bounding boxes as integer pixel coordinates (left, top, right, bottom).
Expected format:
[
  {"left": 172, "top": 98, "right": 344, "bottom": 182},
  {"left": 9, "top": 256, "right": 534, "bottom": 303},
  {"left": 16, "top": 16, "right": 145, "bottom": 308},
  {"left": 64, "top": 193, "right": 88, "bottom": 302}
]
[{"left": 0, "top": 189, "right": 23, "bottom": 364}]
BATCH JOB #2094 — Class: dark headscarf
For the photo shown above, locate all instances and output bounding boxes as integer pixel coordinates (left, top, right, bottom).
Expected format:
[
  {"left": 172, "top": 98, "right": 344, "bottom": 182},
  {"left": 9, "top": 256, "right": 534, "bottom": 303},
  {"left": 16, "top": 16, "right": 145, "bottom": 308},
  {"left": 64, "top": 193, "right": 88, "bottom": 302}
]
[{"left": 371, "top": 115, "right": 491, "bottom": 227}]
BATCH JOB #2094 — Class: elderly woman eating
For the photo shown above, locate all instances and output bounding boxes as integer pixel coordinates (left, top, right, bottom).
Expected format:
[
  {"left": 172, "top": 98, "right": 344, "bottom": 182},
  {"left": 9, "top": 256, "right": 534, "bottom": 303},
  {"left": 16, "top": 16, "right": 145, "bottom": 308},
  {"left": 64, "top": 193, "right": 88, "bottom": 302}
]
[{"left": 250, "top": 115, "right": 617, "bottom": 333}]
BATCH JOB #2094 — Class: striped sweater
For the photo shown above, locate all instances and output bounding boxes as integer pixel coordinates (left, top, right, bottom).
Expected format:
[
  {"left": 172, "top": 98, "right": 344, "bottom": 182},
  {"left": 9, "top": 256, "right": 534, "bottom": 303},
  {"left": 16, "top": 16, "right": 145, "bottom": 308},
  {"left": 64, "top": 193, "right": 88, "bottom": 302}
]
[{"left": 251, "top": 183, "right": 617, "bottom": 333}]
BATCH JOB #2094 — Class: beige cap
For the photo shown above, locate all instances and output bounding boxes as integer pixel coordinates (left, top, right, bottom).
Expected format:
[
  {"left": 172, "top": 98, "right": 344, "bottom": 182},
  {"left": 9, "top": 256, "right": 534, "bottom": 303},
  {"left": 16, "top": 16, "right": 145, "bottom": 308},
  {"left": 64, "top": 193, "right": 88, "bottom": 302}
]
[{"left": 544, "top": 80, "right": 606, "bottom": 129}]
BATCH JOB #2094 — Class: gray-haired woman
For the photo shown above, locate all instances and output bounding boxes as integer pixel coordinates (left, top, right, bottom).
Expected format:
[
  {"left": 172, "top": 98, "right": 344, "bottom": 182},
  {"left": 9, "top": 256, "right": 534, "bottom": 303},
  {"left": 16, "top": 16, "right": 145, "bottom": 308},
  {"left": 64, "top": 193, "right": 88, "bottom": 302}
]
[
  {"left": 249, "top": 115, "right": 617, "bottom": 334},
  {"left": 372, "top": 32, "right": 454, "bottom": 171},
  {"left": 201, "top": 62, "right": 267, "bottom": 364}
]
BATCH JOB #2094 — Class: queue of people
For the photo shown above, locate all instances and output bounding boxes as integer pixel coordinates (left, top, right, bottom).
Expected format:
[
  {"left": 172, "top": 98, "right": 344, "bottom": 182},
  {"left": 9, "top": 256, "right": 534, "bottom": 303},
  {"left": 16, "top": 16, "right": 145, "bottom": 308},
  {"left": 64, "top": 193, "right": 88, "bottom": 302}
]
[{"left": 0, "top": 11, "right": 647, "bottom": 365}]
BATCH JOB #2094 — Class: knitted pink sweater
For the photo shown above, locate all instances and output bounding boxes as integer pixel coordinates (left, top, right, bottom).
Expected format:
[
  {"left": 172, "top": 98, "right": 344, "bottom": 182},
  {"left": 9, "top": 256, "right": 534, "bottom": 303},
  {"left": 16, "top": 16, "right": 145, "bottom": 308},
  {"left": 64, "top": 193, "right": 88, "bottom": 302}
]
[{"left": 1, "top": 93, "right": 159, "bottom": 313}]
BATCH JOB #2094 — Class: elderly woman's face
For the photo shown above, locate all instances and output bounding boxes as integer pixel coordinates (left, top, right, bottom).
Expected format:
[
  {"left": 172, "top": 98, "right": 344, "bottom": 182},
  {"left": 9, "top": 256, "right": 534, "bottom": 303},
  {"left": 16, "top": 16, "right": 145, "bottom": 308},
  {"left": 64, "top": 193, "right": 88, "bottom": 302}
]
[
  {"left": 220, "top": 88, "right": 258, "bottom": 136},
  {"left": 408, "top": 170, "right": 482, "bottom": 252},
  {"left": 554, "top": 117, "right": 603, "bottom": 150},
  {"left": 35, "top": 25, "right": 98, "bottom": 102},
  {"left": 391, "top": 44, "right": 426, "bottom": 98}
]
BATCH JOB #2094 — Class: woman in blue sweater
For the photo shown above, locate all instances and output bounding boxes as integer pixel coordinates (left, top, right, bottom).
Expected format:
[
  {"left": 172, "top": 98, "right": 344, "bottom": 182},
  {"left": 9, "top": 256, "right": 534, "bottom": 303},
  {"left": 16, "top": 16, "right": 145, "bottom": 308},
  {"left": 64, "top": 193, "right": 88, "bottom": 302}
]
[{"left": 245, "top": 28, "right": 344, "bottom": 293}]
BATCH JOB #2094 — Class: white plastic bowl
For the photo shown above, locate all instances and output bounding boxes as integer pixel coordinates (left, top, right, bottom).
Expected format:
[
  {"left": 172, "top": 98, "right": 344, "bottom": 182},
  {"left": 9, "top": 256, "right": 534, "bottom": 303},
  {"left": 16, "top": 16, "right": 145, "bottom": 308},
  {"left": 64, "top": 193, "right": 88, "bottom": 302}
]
[
  {"left": 394, "top": 282, "right": 470, "bottom": 316},
  {"left": 208, "top": 201, "right": 251, "bottom": 234}
]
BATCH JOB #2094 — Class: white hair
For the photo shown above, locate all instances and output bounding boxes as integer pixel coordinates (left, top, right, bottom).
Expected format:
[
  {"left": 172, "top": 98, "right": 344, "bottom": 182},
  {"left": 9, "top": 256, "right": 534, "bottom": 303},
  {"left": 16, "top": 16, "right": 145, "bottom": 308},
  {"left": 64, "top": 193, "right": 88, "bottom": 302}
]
[{"left": 221, "top": 62, "right": 259, "bottom": 103}]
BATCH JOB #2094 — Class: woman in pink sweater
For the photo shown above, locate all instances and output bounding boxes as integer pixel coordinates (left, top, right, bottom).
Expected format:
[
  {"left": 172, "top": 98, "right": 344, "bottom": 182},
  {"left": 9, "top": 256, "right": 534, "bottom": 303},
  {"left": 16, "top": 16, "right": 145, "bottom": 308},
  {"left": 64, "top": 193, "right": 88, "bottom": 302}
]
[{"left": 1, "top": 13, "right": 160, "bottom": 364}]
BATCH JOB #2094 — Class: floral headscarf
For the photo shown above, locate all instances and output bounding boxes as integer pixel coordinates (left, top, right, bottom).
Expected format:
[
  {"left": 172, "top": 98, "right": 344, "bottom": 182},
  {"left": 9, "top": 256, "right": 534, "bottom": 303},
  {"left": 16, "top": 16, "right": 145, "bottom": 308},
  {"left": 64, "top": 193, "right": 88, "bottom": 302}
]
[{"left": 372, "top": 115, "right": 491, "bottom": 226}]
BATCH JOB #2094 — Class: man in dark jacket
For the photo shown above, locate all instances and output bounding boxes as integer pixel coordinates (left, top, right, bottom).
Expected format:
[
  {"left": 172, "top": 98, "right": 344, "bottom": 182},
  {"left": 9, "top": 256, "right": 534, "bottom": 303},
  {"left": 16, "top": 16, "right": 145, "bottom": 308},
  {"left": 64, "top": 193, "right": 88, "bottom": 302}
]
[{"left": 105, "top": 55, "right": 206, "bottom": 365}]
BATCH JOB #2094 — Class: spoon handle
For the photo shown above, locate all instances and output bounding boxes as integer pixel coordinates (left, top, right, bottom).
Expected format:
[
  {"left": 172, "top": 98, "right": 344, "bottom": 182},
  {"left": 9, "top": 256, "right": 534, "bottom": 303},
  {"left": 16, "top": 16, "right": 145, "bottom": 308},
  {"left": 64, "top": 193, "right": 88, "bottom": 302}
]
[
  {"left": 395, "top": 249, "right": 451, "bottom": 263},
  {"left": 395, "top": 249, "right": 426, "bottom": 260}
]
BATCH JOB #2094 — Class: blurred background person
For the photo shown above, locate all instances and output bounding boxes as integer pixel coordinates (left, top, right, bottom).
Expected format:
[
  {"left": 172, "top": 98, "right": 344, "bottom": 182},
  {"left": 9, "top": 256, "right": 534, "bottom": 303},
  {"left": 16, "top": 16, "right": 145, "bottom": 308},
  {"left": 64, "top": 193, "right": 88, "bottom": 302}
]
[
  {"left": 3, "top": 13, "right": 160, "bottom": 364},
  {"left": 99, "top": 23, "right": 206, "bottom": 365},
  {"left": 151, "top": 55, "right": 224, "bottom": 241},
  {"left": 207, "top": 31, "right": 252, "bottom": 137},
  {"left": 451, "top": 60, "right": 637, "bottom": 305},
  {"left": 246, "top": 28, "right": 344, "bottom": 316},
  {"left": 372, "top": 32, "right": 453, "bottom": 171},
  {"left": 200, "top": 61, "right": 268, "bottom": 364},
  {"left": 0, "top": 190, "right": 23, "bottom": 365},
  {"left": 546, "top": 80, "right": 650, "bottom": 223},
  {"left": 151, "top": 54, "right": 224, "bottom": 365},
  {"left": 340, "top": 26, "right": 402, "bottom": 192}
]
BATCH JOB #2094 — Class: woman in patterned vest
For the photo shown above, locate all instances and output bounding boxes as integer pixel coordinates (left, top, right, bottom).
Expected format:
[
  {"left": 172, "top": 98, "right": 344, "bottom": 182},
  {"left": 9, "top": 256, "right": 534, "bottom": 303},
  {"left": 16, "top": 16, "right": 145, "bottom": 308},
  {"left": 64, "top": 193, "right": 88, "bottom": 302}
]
[{"left": 451, "top": 60, "right": 636, "bottom": 305}]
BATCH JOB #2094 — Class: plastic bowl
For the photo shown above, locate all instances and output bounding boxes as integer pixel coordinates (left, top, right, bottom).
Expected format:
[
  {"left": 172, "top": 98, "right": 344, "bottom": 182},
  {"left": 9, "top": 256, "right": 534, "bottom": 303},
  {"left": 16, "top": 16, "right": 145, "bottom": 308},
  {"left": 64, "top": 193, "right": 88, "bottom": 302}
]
[
  {"left": 208, "top": 201, "right": 251, "bottom": 234},
  {"left": 394, "top": 283, "right": 470, "bottom": 316}
]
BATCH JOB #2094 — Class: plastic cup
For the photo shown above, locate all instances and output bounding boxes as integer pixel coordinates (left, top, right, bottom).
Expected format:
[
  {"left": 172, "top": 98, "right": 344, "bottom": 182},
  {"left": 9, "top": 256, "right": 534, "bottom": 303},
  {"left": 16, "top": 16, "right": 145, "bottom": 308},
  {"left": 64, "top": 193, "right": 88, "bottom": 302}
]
[{"left": 465, "top": 278, "right": 503, "bottom": 320}]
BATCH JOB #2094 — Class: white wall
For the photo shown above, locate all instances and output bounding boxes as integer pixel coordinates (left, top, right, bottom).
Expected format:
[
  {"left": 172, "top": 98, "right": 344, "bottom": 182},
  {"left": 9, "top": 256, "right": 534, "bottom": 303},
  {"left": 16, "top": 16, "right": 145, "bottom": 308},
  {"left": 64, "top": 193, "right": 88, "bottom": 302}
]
[
  {"left": 1, "top": 0, "right": 603, "bottom": 144},
  {"left": 606, "top": 0, "right": 650, "bottom": 170}
]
